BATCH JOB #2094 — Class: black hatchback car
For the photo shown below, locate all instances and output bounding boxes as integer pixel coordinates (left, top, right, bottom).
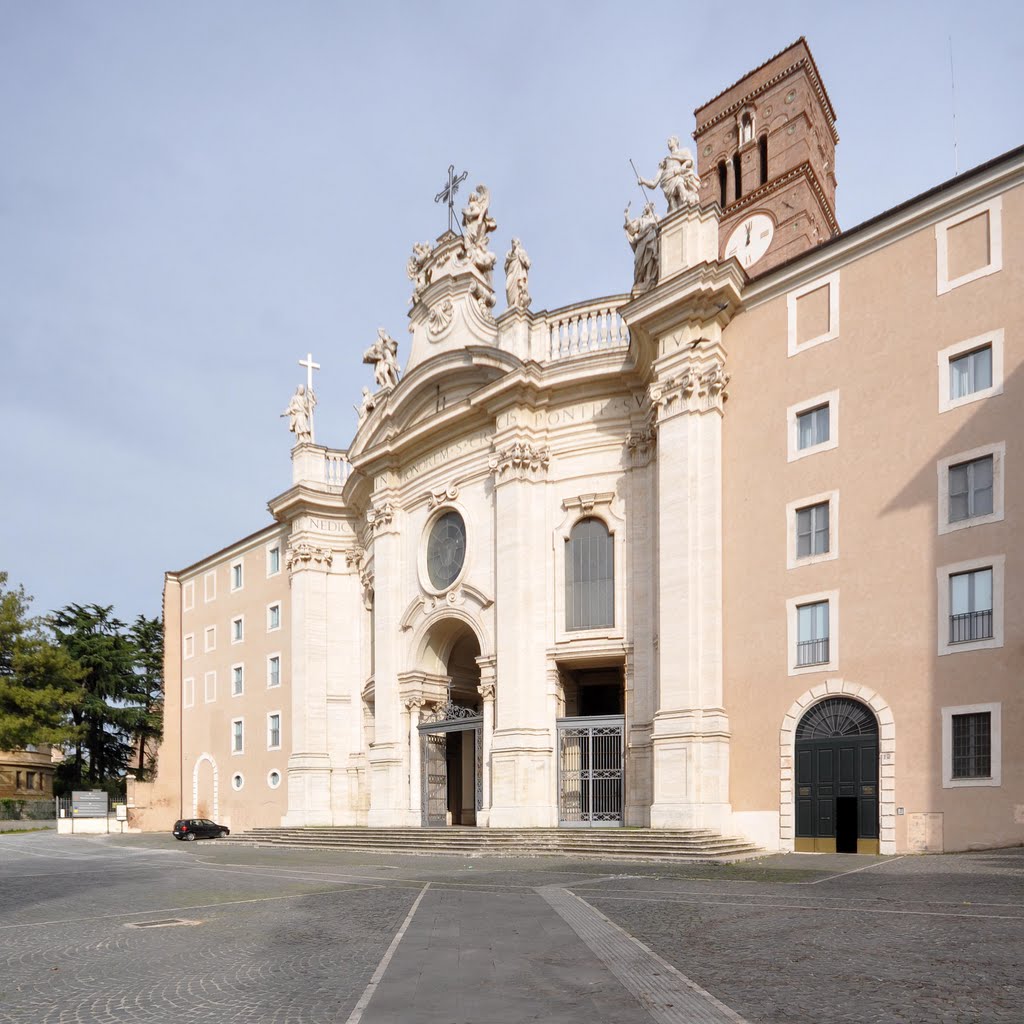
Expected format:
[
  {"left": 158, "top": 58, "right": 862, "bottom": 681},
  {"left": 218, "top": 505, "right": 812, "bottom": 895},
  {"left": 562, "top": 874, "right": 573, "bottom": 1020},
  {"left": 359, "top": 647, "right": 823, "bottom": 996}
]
[{"left": 173, "top": 818, "right": 230, "bottom": 841}]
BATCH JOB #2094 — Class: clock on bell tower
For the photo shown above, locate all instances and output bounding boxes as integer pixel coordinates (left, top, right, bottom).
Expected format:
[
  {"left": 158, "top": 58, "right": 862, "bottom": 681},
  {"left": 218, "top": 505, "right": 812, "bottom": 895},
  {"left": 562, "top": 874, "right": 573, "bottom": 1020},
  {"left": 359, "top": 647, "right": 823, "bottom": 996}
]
[{"left": 692, "top": 37, "right": 839, "bottom": 273}]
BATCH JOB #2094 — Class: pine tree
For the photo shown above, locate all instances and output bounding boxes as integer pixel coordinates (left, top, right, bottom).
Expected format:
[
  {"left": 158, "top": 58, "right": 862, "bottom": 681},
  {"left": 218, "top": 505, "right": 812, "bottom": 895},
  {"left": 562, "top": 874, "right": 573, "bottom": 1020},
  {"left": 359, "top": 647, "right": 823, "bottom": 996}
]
[
  {"left": 128, "top": 614, "right": 164, "bottom": 779},
  {"left": 0, "top": 572, "right": 83, "bottom": 751}
]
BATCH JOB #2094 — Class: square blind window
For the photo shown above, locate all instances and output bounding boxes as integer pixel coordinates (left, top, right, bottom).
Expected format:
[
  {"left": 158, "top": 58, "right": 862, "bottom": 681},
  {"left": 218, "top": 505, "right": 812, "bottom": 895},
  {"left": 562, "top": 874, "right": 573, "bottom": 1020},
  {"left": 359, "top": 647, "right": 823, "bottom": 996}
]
[
  {"left": 949, "top": 456, "right": 993, "bottom": 522},
  {"left": 796, "top": 503, "right": 830, "bottom": 557},
  {"left": 797, "top": 405, "right": 830, "bottom": 449},
  {"left": 951, "top": 712, "right": 991, "bottom": 778},
  {"left": 950, "top": 347, "right": 992, "bottom": 400}
]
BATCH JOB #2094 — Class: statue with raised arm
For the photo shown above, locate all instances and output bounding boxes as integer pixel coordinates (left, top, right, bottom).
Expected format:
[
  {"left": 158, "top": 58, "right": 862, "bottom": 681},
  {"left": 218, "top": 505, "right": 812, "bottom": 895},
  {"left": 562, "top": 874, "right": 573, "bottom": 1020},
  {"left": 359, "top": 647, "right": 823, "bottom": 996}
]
[
  {"left": 624, "top": 200, "right": 660, "bottom": 295},
  {"left": 461, "top": 183, "right": 498, "bottom": 278},
  {"left": 356, "top": 386, "right": 377, "bottom": 423},
  {"left": 504, "top": 238, "right": 531, "bottom": 310},
  {"left": 638, "top": 136, "right": 701, "bottom": 213},
  {"left": 282, "top": 384, "right": 317, "bottom": 443},
  {"left": 363, "top": 327, "right": 400, "bottom": 390},
  {"left": 406, "top": 241, "right": 433, "bottom": 305}
]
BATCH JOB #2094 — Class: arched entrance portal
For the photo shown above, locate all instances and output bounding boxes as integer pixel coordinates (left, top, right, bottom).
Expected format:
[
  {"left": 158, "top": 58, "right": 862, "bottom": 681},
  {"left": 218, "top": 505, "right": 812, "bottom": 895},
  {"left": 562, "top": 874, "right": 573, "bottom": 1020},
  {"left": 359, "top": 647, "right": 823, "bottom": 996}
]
[
  {"left": 416, "top": 623, "right": 482, "bottom": 827},
  {"left": 795, "top": 698, "right": 879, "bottom": 854}
]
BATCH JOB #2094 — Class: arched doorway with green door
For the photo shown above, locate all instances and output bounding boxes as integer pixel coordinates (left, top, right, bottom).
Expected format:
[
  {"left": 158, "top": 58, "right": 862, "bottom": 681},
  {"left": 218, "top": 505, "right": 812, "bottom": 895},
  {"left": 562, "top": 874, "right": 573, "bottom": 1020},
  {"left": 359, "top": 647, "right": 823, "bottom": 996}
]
[{"left": 794, "top": 697, "right": 879, "bottom": 854}]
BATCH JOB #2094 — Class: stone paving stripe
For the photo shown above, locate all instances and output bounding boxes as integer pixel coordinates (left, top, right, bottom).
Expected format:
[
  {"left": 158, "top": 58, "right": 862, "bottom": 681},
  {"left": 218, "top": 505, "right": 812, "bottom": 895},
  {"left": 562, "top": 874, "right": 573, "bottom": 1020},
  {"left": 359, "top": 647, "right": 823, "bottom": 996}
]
[
  {"left": 539, "top": 886, "right": 748, "bottom": 1024},
  {"left": 582, "top": 892, "right": 1024, "bottom": 920},
  {"left": 0, "top": 882, "right": 385, "bottom": 931},
  {"left": 345, "top": 883, "right": 431, "bottom": 1024},
  {"left": 804, "top": 855, "right": 907, "bottom": 884}
]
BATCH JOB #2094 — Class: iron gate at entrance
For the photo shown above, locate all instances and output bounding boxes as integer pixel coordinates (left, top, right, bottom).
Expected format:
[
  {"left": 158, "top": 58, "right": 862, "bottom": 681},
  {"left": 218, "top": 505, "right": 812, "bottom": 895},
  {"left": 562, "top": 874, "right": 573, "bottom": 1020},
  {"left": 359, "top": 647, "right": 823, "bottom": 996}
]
[
  {"left": 557, "top": 715, "right": 624, "bottom": 827},
  {"left": 420, "top": 709, "right": 482, "bottom": 827}
]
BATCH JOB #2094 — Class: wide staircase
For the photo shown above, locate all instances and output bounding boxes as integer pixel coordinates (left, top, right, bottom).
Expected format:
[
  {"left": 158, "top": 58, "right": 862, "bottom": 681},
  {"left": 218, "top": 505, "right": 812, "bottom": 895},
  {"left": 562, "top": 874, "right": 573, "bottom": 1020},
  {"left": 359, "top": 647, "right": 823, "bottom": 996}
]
[{"left": 225, "top": 826, "right": 762, "bottom": 863}]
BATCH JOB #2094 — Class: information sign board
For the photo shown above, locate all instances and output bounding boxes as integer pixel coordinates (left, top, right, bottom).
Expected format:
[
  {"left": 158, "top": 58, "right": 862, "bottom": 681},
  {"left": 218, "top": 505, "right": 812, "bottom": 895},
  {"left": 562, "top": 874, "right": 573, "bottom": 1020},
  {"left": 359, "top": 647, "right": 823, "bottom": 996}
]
[{"left": 71, "top": 791, "right": 109, "bottom": 817}]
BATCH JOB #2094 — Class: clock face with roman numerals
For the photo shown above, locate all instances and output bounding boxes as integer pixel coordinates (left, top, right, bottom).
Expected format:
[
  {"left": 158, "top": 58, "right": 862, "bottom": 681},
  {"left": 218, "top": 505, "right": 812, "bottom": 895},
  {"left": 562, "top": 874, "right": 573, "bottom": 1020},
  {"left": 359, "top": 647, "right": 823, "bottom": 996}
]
[{"left": 725, "top": 213, "right": 775, "bottom": 269}]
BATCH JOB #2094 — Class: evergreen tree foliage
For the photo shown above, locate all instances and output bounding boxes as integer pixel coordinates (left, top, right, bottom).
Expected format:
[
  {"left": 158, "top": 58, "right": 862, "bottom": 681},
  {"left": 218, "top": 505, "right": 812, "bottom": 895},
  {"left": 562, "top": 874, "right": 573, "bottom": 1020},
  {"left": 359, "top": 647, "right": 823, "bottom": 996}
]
[
  {"left": 0, "top": 573, "right": 84, "bottom": 751},
  {"left": 129, "top": 614, "right": 164, "bottom": 779}
]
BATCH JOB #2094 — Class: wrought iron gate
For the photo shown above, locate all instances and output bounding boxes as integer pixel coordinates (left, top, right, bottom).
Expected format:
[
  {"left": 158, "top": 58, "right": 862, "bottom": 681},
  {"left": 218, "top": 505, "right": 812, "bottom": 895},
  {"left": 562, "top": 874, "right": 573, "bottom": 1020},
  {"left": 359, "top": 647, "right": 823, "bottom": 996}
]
[
  {"left": 419, "top": 706, "right": 483, "bottom": 827},
  {"left": 557, "top": 716, "right": 624, "bottom": 827}
]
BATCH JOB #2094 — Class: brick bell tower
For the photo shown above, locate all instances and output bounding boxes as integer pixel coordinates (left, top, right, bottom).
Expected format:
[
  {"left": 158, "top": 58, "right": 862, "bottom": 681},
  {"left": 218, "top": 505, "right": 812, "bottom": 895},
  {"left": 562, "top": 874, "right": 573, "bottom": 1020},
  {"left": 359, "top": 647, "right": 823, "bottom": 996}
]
[{"left": 693, "top": 38, "right": 839, "bottom": 274}]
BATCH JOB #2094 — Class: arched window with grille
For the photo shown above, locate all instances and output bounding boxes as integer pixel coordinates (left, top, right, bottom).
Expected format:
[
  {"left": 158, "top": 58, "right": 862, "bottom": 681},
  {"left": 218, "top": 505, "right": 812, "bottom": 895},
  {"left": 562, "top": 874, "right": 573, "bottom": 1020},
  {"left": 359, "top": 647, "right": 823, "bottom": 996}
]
[{"left": 565, "top": 518, "right": 614, "bottom": 631}]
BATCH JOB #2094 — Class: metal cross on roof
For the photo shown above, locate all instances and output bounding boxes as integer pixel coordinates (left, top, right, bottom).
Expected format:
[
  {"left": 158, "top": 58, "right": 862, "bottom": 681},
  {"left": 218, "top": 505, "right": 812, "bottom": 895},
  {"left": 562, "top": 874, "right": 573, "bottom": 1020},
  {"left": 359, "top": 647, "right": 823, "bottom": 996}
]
[{"left": 434, "top": 164, "right": 468, "bottom": 234}]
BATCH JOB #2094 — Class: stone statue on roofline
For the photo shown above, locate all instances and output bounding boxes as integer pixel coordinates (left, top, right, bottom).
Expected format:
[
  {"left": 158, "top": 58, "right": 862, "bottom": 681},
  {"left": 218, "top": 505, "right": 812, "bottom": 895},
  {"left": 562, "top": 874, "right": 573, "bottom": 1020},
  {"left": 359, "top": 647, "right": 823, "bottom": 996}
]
[
  {"left": 282, "top": 384, "right": 316, "bottom": 444},
  {"left": 504, "top": 238, "right": 531, "bottom": 310},
  {"left": 624, "top": 200, "right": 659, "bottom": 295},
  {"left": 638, "top": 136, "right": 701, "bottom": 213},
  {"left": 461, "top": 184, "right": 497, "bottom": 274},
  {"left": 407, "top": 241, "right": 433, "bottom": 305},
  {"left": 363, "top": 328, "right": 400, "bottom": 390}
]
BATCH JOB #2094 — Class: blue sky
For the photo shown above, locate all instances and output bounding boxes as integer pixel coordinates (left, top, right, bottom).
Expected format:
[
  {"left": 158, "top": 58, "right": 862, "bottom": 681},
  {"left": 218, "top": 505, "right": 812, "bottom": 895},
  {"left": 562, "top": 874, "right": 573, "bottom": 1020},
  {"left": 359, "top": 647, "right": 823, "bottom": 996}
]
[{"left": 2, "top": 0, "right": 1022, "bottom": 619}]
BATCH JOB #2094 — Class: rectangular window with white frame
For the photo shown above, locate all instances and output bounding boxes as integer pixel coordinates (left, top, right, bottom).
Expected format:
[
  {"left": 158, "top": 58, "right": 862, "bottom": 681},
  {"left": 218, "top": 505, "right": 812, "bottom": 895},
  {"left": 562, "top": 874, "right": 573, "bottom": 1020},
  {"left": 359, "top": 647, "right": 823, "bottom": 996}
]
[
  {"left": 204, "top": 671, "right": 217, "bottom": 703},
  {"left": 937, "top": 442, "right": 1004, "bottom": 534},
  {"left": 787, "top": 590, "right": 839, "bottom": 675},
  {"left": 937, "top": 555, "right": 1004, "bottom": 655},
  {"left": 787, "top": 491, "right": 839, "bottom": 569},
  {"left": 183, "top": 581, "right": 194, "bottom": 612},
  {"left": 268, "top": 654, "right": 281, "bottom": 688},
  {"left": 267, "top": 543, "right": 281, "bottom": 577},
  {"left": 183, "top": 677, "right": 194, "bottom": 709},
  {"left": 231, "top": 615, "right": 245, "bottom": 644},
  {"left": 267, "top": 603, "right": 281, "bottom": 632},
  {"left": 183, "top": 633, "right": 195, "bottom": 660},
  {"left": 232, "top": 663, "right": 244, "bottom": 697},
  {"left": 204, "top": 571, "right": 216, "bottom": 603},
  {"left": 942, "top": 703, "right": 1001, "bottom": 788},
  {"left": 231, "top": 560, "right": 244, "bottom": 592},
  {"left": 935, "top": 197, "right": 1002, "bottom": 295},
  {"left": 787, "top": 271, "right": 840, "bottom": 356},
  {"left": 787, "top": 390, "right": 839, "bottom": 462},
  {"left": 938, "top": 329, "right": 1004, "bottom": 413},
  {"left": 231, "top": 718, "right": 244, "bottom": 754},
  {"left": 267, "top": 712, "right": 281, "bottom": 751},
  {"left": 204, "top": 625, "right": 216, "bottom": 652}
]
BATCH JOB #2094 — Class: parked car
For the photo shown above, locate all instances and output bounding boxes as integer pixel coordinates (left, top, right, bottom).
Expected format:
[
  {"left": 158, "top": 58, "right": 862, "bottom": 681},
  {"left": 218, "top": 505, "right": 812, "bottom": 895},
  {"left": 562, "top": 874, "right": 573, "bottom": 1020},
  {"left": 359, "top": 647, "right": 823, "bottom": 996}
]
[{"left": 173, "top": 818, "right": 230, "bottom": 841}]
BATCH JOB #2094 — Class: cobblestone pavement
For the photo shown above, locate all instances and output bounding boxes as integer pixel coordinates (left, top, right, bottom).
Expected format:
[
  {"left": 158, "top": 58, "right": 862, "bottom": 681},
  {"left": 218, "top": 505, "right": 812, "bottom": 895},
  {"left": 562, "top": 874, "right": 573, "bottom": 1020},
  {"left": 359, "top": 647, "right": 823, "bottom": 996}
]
[{"left": 0, "top": 832, "right": 1019, "bottom": 1023}]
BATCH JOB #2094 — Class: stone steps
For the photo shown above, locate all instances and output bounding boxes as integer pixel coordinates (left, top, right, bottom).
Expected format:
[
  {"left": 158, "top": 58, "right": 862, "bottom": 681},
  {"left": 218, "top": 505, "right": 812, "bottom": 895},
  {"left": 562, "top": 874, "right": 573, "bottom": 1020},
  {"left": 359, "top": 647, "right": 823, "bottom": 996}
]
[{"left": 225, "top": 826, "right": 762, "bottom": 862}]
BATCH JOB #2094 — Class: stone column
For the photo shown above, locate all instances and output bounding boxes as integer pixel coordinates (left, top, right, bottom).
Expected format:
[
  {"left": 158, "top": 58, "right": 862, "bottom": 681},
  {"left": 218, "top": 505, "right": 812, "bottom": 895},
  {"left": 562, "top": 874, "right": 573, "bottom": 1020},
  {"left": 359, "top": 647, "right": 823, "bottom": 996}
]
[
  {"left": 649, "top": 349, "right": 732, "bottom": 831},
  {"left": 476, "top": 655, "right": 496, "bottom": 827},
  {"left": 488, "top": 436, "right": 555, "bottom": 827},
  {"left": 283, "top": 544, "right": 335, "bottom": 826},
  {"left": 366, "top": 496, "right": 405, "bottom": 826},
  {"left": 406, "top": 697, "right": 425, "bottom": 826}
]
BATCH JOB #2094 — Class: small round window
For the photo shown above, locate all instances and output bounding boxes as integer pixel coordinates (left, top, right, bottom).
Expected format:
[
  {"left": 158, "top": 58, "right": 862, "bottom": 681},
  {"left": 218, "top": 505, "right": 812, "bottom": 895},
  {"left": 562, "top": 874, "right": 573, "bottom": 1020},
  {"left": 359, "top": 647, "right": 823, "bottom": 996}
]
[
  {"left": 231, "top": 773, "right": 244, "bottom": 791},
  {"left": 268, "top": 770, "right": 281, "bottom": 789},
  {"left": 426, "top": 510, "right": 466, "bottom": 590}
]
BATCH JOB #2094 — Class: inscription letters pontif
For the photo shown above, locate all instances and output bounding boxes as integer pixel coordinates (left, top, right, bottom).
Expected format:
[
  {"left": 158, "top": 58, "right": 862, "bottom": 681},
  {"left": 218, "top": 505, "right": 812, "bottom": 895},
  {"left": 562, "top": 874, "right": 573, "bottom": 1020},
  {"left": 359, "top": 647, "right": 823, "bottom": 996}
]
[{"left": 496, "top": 393, "right": 649, "bottom": 431}]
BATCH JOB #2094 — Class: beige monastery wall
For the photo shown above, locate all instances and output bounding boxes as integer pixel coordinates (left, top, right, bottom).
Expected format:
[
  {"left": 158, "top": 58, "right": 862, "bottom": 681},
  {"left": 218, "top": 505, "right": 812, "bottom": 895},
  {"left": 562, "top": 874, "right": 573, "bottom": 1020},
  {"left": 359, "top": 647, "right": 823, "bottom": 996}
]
[{"left": 723, "top": 179, "right": 1024, "bottom": 852}]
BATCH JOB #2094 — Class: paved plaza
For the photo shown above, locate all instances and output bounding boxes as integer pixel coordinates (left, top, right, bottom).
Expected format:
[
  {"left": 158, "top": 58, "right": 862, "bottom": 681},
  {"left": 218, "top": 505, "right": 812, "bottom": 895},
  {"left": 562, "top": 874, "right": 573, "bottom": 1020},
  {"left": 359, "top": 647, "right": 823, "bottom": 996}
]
[{"left": 0, "top": 832, "right": 1019, "bottom": 1023}]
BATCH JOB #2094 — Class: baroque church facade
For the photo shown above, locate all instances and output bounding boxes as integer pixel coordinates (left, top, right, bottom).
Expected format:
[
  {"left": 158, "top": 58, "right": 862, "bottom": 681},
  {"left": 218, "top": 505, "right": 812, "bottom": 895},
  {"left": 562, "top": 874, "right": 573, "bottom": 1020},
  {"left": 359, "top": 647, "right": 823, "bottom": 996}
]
[{"left": 141, "top": 40, "right": 1023, "bottom": 855}]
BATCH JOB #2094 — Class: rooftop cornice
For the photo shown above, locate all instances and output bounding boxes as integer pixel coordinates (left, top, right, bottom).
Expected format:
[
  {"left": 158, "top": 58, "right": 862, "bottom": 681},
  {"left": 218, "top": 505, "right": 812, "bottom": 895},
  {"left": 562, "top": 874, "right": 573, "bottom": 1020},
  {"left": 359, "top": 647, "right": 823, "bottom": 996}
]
[
  {"left": 266, "top": 483, "right": 355, "bottom": 525},
  {"left": 744, "top": 144, "right": 1024, "bottom": 305},
  {"left": 173, "top": 521, "right": 287, "bottom": 578}
]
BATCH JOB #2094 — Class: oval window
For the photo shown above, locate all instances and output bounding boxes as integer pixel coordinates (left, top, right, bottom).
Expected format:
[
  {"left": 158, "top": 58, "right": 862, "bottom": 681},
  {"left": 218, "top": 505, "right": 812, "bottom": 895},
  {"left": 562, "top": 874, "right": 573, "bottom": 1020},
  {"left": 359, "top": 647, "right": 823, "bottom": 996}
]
[
  {"left": 268, "top": 770, "right": 281, "bottom": 789},
  {"left": 426, "top": 510, "right": 466, "bottom": 590},
  {"left": 231, "top": 773, "right": 244, "bottom": 791}
]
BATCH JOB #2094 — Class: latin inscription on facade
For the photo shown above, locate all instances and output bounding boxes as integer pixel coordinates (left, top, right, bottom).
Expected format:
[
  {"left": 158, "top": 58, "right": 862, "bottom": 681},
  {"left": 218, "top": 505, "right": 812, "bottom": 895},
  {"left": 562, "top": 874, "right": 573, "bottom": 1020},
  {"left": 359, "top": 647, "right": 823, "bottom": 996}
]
[
  {"left": 496, "top": 392, "right": 649, "bottom": 431},
  {"left": 399, "top": 429, "right": 494, "bottom": 482}
]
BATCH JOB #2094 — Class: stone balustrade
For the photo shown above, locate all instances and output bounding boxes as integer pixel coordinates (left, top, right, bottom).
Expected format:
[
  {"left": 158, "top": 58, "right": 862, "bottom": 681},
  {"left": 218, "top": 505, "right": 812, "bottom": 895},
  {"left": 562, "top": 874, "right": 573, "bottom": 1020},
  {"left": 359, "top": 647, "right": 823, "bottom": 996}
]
[
  {"left": 545, "top": 296, "right": 630, "bottom": 361},
  {"left": 324, "top": 449, "right": 352, "bottom": 487},
  {"left": 292, "top": 444, "right": 353, "bottom": 489}
]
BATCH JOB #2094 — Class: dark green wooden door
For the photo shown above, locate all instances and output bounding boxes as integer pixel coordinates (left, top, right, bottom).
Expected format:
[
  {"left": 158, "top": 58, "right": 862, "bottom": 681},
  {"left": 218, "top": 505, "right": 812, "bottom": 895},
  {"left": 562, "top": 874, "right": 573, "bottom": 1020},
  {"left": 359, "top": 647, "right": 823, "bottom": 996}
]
[{"left": 795, "top": 699, "right": 879, "bottom": 853}]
